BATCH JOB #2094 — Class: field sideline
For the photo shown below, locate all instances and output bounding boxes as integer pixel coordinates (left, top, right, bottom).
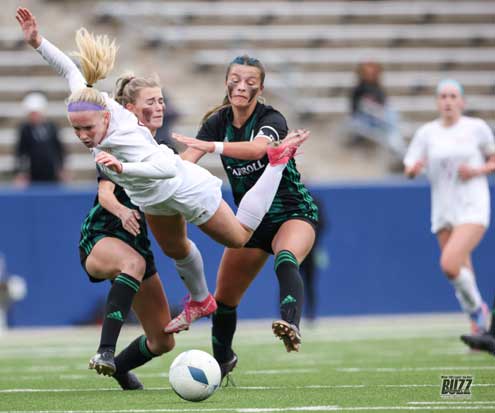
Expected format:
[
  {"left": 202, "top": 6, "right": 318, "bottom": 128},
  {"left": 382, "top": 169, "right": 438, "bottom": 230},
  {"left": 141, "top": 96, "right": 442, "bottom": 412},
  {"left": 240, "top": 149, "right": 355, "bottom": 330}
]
[{"left": 0, "top": 313, "right": 494, "bottom": 412}]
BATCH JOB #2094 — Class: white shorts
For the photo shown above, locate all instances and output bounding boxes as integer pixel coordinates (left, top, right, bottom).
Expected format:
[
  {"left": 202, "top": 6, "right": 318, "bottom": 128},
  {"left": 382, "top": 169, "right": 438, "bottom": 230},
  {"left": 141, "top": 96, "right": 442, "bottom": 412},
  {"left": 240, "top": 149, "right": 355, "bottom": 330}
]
[
  {"left": 431, "top": 202, "right": 490, "bottom": 233},
  {"left": 141, "top": 160, "right": 223, "bottom": 226}
]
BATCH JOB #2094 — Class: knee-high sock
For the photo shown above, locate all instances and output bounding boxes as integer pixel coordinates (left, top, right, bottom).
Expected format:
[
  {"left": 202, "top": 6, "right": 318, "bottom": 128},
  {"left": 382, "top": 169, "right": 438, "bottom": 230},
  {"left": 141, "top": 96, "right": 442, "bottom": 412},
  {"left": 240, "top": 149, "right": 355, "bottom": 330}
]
[
  {"left": 236, "top": 164, "right": 285, "bottom": 231},
  {"left": 175, "top": 240, "right": 209, "bottom": 302},
  {"left": 99, "top": 273, "right": 140, "bottom": 353},
  {"left": 275, "top": 250, "right": 304, "bottom": 328},
  {"left": 450, "top": 267, "right": 483, "bottom": 315},
  {"left": 114, "top": 335, "right": 158, "bottom": 375},
  {"left": 211, "top": 301, "right": 237, "bottom": 363}
]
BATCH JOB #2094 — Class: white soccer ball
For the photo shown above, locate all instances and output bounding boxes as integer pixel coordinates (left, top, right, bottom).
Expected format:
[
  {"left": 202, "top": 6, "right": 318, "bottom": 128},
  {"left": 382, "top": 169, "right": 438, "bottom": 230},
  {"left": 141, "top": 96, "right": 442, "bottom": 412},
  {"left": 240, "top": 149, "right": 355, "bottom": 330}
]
[{"left": 168, "top": 349, "right": 221, "bottom": 402}]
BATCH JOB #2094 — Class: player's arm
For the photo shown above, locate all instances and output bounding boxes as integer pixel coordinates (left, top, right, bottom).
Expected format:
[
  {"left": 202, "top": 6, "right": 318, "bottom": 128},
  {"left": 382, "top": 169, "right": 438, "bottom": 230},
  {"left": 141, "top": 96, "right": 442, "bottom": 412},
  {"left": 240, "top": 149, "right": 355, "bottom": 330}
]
[
  {"left": 174, "top": 111, "right": 289, "bottom": 161},
  {"left": 459, "top": 121, "right": 495, "bottom": 180},
  {"left": 403, "top": 127, "right": 427, "bottom": 179},
  {"left": 16, "top": 7, "right": 85, "bottom": 93},
  {"left": 98, "top": 178, "right": 141, "bottom": 236},
  {"left": 459, "top": 154, "right": 495, "bottom": 181},
  {"left": 95, "top": 149, "right": 178, "bottom": 179},
  {"left": 174, "top": 132, "right": 268, "bottom": 161}
]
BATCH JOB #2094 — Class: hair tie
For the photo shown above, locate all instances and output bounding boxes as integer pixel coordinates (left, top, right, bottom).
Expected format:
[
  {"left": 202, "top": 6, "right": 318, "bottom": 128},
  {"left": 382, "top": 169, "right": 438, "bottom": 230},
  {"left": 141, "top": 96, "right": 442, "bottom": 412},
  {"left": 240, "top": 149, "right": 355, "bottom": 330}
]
[{"left": 86, "top": 83, "right": 93, "bottom": 88}]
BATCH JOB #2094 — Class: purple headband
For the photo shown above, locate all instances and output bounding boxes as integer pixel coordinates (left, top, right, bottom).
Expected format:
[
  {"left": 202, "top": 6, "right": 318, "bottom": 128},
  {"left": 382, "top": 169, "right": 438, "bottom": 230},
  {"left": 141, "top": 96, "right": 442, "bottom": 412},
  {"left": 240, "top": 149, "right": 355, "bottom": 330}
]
[{"left": 67, "top": 101, "right": 105, "bottom": 112}]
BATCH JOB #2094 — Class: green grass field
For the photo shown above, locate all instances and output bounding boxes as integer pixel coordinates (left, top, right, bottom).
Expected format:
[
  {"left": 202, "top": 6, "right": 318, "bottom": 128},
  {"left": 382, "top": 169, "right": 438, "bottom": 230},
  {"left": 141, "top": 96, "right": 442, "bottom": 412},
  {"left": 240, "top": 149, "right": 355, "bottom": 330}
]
[{"left": 0, "top": 313, "right": 494, "bottom": 412}]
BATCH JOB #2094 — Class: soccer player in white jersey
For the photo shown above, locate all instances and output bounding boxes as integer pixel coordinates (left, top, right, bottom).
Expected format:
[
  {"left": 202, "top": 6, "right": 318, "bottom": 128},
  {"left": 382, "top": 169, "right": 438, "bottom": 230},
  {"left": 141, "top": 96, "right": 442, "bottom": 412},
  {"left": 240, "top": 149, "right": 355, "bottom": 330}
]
[
  {"left": 16, "top": 7, "right": 307, "bottom": 362},
  {"left": 404, "top": 79, "right": 495, "bottom": 335}
]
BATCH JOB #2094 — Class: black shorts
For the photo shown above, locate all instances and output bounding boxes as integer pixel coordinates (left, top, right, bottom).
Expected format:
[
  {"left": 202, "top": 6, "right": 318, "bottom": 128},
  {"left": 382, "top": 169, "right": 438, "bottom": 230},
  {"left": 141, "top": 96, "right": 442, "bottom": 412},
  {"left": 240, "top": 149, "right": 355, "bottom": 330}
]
[
  {"left": 79, "top": 236, "right": 157, "bottom": 283},
  {"left": 79, "top": 206, "right": 157, "bottom": 283},
  {"left": 245, "top": 215, "right": 318, "bottom": 255}
]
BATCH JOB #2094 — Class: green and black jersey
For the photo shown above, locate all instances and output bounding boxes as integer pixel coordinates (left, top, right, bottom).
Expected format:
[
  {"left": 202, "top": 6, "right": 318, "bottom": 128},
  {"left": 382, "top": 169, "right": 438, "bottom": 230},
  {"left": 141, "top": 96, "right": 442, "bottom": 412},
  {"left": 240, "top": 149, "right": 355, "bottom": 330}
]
[
  {"left": 197, "top": 102, "right": 318, "bottom": 253},
  {"left": 79, "top": 170, "right": 156, "bottom": 281}
]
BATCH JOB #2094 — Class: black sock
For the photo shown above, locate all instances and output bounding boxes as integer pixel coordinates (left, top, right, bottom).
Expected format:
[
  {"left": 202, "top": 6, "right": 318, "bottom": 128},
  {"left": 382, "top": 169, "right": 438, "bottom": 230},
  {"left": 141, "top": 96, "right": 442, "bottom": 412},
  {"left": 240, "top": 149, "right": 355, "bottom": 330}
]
[
  {"left": 212, "top": 301, "right": 237, "bottom": 363},
  {"left": 489, "top": 295, "right": 495, "bottom": 336},
  {"left": 98, "top": 273, "right": 140, "bottom": 353},
  {"left": 275, "top": 250, "right": 304, "bottom": 328},
  {"left": 114, "top": 335, "right": 158, "bottom": 376}
]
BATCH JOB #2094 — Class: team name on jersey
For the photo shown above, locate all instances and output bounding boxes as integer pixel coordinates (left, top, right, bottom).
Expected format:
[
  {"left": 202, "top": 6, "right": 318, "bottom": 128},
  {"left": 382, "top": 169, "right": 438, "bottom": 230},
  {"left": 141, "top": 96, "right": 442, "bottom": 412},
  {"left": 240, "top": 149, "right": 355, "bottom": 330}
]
[{"left": 229, "top": 160, "right": 265, "bottom": 177}]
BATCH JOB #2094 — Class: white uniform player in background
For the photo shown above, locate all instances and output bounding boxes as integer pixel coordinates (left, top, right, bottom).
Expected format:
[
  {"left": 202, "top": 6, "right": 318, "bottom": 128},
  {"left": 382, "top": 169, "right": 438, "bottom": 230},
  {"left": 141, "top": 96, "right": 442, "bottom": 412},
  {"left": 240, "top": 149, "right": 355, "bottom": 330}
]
[{"left": 404, "top": 79, "right": 495, "bottom": 334}]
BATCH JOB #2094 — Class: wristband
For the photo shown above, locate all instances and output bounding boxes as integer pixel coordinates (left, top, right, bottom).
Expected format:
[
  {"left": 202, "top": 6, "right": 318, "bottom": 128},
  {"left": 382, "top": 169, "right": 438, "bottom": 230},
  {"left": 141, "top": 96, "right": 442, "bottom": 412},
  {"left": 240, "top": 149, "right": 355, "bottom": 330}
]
[{"left": 213, "top": 142, "right": 224, "bottom": 154}]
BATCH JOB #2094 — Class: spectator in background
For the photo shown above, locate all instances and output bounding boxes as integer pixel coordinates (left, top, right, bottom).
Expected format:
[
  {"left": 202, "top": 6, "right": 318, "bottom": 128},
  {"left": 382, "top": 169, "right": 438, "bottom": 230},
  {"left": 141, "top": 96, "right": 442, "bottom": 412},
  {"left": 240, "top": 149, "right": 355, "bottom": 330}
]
[
  {"left": 14, "top": 92, "right": 67, "bottom": 187},
  {"left": 347, "top": 61, "right": 405, "bottom": 158}
]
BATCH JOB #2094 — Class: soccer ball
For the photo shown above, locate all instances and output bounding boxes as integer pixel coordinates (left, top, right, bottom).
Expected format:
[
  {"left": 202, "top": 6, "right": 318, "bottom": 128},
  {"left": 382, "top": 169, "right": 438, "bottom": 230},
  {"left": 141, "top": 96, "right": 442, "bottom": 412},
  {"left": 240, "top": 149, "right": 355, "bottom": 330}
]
[{"left": 168, "top": 349, "right": 221, "bottom": 402}]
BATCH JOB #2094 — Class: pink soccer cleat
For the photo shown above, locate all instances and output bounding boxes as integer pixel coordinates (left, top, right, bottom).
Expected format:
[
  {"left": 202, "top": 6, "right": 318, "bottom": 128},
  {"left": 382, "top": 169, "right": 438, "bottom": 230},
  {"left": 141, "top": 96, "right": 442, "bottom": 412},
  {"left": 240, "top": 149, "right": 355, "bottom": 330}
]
[
  {"left": 267, "top": 129, "right": 309, "bottom": 166},
  {"left": 164, "top": 293, "right": 217, "bottom": 334}
]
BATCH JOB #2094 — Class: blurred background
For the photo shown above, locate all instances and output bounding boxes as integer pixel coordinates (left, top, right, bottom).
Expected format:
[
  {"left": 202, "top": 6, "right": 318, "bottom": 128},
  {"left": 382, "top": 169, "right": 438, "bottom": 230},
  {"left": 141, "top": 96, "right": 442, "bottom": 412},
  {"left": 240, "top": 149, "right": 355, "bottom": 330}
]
[{"left": 0, "top": 0, "right": 494, "bottom": 328}]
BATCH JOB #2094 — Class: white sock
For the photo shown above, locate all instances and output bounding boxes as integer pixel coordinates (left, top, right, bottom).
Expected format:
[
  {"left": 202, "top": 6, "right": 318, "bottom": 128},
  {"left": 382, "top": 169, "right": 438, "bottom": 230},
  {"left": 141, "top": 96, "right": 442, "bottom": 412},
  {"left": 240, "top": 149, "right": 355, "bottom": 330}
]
[
  {"left": 236, "top": 164, "right": 285, "bottom": 230},
  {"left": 450, "top": 267, "right": 483, "bottom": 315},
  {"left": 174, "top": 240, "right": 209, "bottom": 302}
]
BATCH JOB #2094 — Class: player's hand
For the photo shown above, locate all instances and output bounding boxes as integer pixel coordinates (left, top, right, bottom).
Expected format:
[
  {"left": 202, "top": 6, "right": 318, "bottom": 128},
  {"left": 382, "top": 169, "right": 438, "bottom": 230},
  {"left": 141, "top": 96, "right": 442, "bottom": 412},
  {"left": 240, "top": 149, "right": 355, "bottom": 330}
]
[
  {"left": 95, "top": 151, "right": 123, "bottom": 174},
  {"left": 286, "top": 128, "right": 310, "bottom": 143},
  {"left": 172, "top": 133, "right": 210, "bottom": 153},
  {"left": 405, "top": 160, "right": 424, "bottom": 179},
  {"left": 458, "top": 164, "right": 479, "bottom": 181},
  {"left": 118, "top": 208, "right": 141, "bottom": 236},
  {"left": 15, "top": 8, "right": 42, "bottom": 49}
]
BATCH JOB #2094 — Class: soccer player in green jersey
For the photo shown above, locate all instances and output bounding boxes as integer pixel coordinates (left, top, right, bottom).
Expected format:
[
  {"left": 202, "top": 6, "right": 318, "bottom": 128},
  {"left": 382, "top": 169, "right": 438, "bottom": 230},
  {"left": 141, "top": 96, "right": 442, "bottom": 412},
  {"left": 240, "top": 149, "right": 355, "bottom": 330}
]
[{"left": 175, "top": 55, "right": 319, "bottom": 381}]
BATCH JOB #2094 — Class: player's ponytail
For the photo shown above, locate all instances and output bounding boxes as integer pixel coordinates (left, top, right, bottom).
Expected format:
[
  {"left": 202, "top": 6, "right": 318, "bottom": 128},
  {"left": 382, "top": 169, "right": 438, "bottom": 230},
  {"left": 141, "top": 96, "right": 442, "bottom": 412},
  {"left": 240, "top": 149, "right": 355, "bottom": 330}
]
[{"left": 67, "top": 28, "right": 118, "bottom": 109}]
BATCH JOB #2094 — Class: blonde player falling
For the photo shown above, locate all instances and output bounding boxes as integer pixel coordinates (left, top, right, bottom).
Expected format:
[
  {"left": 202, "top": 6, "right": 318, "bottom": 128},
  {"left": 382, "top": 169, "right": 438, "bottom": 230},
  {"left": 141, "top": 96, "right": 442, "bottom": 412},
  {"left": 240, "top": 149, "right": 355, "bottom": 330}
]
[{"left": 404, "top": 79, "right": 495, "bottom": 335}]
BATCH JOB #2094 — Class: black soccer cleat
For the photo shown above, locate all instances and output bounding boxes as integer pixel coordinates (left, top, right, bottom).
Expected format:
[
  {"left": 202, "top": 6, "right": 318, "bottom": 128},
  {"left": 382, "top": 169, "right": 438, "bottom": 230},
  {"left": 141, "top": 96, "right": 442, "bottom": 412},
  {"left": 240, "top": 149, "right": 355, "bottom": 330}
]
[
  {"left": 460, "top": 332, "right": 495, "bottom": 355},
  {"left": 113, "top": 371, "right": 144, "bottom": 390},
  {"left": 219, "top": 352, "right": 238, "bottom": 387},
  {"left": 272, "top": 320, "right": 301, "bottom": 352},
  {"left": 88, "top": 350, "right": 116, "bottom": 376}
]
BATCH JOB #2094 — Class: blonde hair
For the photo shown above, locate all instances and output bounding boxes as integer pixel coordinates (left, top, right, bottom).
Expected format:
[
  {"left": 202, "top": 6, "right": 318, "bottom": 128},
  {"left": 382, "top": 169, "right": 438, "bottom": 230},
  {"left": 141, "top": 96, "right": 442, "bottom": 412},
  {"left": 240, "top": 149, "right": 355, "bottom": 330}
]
[
  {"left": 114, "top": 72, "right": 161, "bottom": 107},
  {"left": 67, "top": 28, "right": 118, "bottom": 108}
]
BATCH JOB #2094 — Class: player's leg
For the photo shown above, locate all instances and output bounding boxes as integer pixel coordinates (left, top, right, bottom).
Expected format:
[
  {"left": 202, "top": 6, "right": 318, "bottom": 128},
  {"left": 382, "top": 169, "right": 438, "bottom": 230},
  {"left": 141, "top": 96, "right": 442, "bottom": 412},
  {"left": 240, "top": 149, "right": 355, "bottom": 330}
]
[
  {"left": 85, "top": 238, "right": 145, "bottom": 376},
  {"left": 146, "top": 214, "right": 211, "bottom": 301},
  {"left": 460, "top": 293, "right": 495, "bottom": 353},
  {"left": 438, "top": 224, "right": 488, "bottom": 333},
  {"left": 146, "top": 214, "right": 216, "bottom": 333},
  {"left": 111, "top": 273, "right": 175, "bottom": 389},
  {"left": 213, "top": 247, "right": 268, "bottom": 380},
  {"left": 271, "top": 219, "right": 316, "bottom": 352},
  {"left": 199, "top": 132, "right": 309, "bottom": 248}
]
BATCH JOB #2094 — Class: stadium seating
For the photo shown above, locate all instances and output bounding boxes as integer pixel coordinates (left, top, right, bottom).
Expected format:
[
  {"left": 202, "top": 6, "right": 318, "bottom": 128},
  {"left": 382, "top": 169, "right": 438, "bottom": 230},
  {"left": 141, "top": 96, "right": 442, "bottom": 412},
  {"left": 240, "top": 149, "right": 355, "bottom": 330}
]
[
  {"left": 0, "top": 0, "right": 493, "bottom": 182},
  {"left": 95, "top": 1, "right": 495, "bottom": 24}
]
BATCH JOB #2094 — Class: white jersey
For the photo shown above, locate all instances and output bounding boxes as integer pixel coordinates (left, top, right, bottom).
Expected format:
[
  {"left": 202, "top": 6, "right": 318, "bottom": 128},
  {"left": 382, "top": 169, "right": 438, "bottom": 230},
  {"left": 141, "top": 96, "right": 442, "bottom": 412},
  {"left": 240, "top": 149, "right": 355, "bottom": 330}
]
[
  {"left": 404, "top": 116, "right": 495, "bottom": 233},
  {"left": 91, "top": 94, "right": 183, "bottom": 206},
  {"left": 36, "top": 38, "right": 222, "bottom": 221}
]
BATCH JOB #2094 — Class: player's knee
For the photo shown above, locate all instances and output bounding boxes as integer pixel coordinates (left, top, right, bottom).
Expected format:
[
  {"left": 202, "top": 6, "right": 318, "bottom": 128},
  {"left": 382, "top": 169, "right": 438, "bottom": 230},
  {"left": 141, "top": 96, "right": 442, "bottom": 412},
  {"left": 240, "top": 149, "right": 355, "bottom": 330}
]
[
  {"left": 121, "top": 254, "right": 146, "bottom": 280},
  {"left": 161, "top": 240, "right": 190, "bottom": 260},
  {"left": 440, "top": 255, "right": 460, "bottom": 279},
  {"left": 149, "top": 334, "right": 175, "bottom": 355}
]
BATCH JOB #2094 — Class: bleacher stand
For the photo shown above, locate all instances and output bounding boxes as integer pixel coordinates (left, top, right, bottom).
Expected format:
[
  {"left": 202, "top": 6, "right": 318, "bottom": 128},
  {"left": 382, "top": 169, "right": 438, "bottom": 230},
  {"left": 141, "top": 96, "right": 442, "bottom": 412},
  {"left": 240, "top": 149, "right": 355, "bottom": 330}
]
[{"left": 0, "top": 0, "right": 493, "bottom": 182}]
